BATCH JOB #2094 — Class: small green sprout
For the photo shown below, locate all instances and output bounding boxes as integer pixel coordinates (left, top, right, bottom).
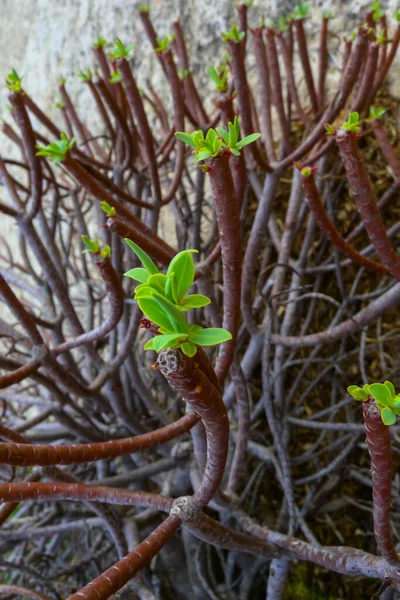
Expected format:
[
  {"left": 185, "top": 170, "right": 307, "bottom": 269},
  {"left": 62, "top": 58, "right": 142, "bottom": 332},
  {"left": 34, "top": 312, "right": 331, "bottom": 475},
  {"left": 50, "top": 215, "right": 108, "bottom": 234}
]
[
  {"left": 81, "top": 236, "right": 111, "bottom": 259},
  {"left": 322, "top": 11, "right": 335, "bottom": 19},
  {"left": 294, "top": 2, "right": 310, "bottom": 19},
  {"left": 377, "top": 31, "right": 387, "bottom": 44},
  {"left": 55, "top": 101, "right": 65, "bottom": 110},
  {"left": 222, "top": 24, "right": 246, "bottom": 43},
  {"left": 81, "top": 236, "right": 100, "bottom": 254},
  {"left": 101, "top": 245, "right": 111, "bottom": 259},
  {"left": 137, "top": 3, "right": 151, "bottom": 12},
  {"left": 100, "top": 201, "right": 116, "bottom": 217},
  {"left": 340, "top": 112, "right": 361, "bottom": 133},
  {"left": 78, "top": 68, "right": 93, "bottom": 82},
  {"left": 175, "top": 116, "right": 261, "bottom": 162},
  {"left": 208, "top": 65, "right": 229, "bottom": 93},
  {"left": 395, "top": 11, "right": 400, "bottom": 22},
  {"left": 371, "top": 1, "right": 384, "bottom": 21},
  {"left": 109, "top": 69, "right": 123, "bottom": 84},
  {"left": 124, "top": 240, "right": 231, "bottom": 357},
  {"left": 324, "top": 123, "right": 336, "bottom": 135},
  {"left": 59, "top": 76, "right": 67, "bottom": 86},
  {"left": 369, "top": 105, "right": 386, "bottom": 120},
  {"left": 278, "top": 16, "right": 288, "bottom": 31},
  {"left": 94, "top": 36, "right": 107, "bottom": 48},
  {"left": 6, "top": 69, "right": 22, "bottom": 93},
  {"left": 155, "top": 36, "right": 175, "bottom": 53},
  {"left": 36, "top": 132, "right": 76, "bottom": 164},
  {"left": 348, "top": 381, "right": 400, "bottom": 425},
  {"left": 109, "top": 38, "right": 135, "bottom": 59},
  {"left": 179, "top": 68, "right": 190, "bottom": 80}
]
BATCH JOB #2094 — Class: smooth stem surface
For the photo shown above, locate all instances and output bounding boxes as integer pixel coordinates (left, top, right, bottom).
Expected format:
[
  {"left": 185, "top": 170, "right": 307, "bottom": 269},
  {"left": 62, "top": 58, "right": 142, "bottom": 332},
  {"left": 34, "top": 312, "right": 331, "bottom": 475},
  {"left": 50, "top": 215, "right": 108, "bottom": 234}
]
[
  {"left": 206, "top": 154, "right": 241, "bottom": 381},
  {"left": 362, "top": 398, "right": 400, "bottom": 567}
]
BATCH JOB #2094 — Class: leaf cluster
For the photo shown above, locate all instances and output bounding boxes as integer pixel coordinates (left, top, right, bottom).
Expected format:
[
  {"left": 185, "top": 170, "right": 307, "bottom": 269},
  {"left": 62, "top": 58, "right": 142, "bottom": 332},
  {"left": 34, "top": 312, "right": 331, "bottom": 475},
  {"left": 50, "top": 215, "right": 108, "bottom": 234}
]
[
  {"left": 348, "top": 381, "right": 400, "bottom": 425},
  {"left": 155, "top": 35, "right": 175, "bottom": 53},
  {"left": 137, "top": 3, "right": 151, "bottom": 12},
  {"left": 6, "top": 69, "right": 22, "bottom": 93},
  {"left": 109, "top": 69, "right": 123, "bottom": 84},
  {"left": 340, "top": 112, "right": 361, "bottom": 133},
  {"left": 369, "top": 105, "right": 386, "bottom": 120},
  {"left": 175, "top": 116, "right": 260, "bottom": 162},
  {"left": 294, "top": 2, "right": 310, "bottom": 19},
  {"left": 100, "top": 201, "right": 116, "bottom": 217},
  {"left": 94, "top": 36, "right": 107, "bottom": 48},
  {"left": 36, "top": 133, "right": 76, "bottom": 164},
  {"left": 222, "top": 24, "right": 245, "bottom": 43},
  {"left": 81, "top": 235, "right": 111, "bottom": 259},
  {"left": 78, "top": 68, "right": 93, "bottom": 82},
  {"left": 371, "top": 1, "right": 384, "bottom": 21},
  {"left": 124, "top": 240, "right": 231, "bottom": 357},
  {"left": 109, "top": 38, "right": 135, "bottom": 59}
]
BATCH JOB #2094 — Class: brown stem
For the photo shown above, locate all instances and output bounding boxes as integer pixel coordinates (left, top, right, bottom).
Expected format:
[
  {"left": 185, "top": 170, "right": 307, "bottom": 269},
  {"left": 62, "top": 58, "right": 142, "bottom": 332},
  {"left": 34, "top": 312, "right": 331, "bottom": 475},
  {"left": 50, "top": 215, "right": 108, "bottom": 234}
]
[
  {"left": 362, "top": 397, "right": 400, "bottom": 567},
  {"left": 228, "top": 39, "right": 270, "bottom": 170},
  {"left": 0, "top": 413, "right": 199, "bottom": 466},
  {"left": 370, "top": 118, "right": 400, "bottom": 180},
  {"left": 9, "top": 92, "right": 42, "bottom": 219},
  {"left": 68, "top": 515, "right": 181, "bottom": 600},
  {"left": 117, "top": 58, "right": 162, "bottom": 204},
  {"left": 294, "top": 18, "right": 319, "bottom": 114},
  {"left": 157, "top": 348, "right": 229, "bottom": 509},
  {"left": 300, "top": 167, "right": 389, "bottom": 275},
  {"left": 205, "top": 154, "right": 241, "bottom": 381},
  {"left": 54, "top": 253, "right": 124, "bottom": 354},
  {"left": 265, "top": 28, "right": 291, "bottom": 154},
  {"left": 318, "top": 17, "right": 329, "bottom": 110},
  {"left": 251, "top": 28, "right": 276, "bottom": 162},
  {"left": 335, "top": 129, "right": 400, "bottom": 281},
  {"left": 106, "top": 215, "right": 175, "bottom": 265}
]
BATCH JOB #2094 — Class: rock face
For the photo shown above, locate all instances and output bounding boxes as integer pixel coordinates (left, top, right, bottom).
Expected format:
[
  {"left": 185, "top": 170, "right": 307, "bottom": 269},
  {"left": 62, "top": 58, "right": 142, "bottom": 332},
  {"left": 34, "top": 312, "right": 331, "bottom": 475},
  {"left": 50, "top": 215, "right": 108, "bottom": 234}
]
[{"left": 1, "top": 0, "right": 399, "bottom": 126}]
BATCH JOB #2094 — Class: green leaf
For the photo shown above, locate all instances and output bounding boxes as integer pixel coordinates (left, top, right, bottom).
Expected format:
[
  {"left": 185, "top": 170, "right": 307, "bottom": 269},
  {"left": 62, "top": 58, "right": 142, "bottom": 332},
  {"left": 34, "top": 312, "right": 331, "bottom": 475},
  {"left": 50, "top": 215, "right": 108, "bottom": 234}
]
[
  {"left": 228, "top": 121, "right": 238, "bottom": 147},
  {"left": 381, "top": 407, "right": 396, "bottom": 426},
  {"left": 236, "top": 133, "right": 261, "bottom": 148},
  {"left": 208, "top": 66, "right": 221, "bottom": 86},
  {"left": 153, "top": 295, "right": 189, "bottom": 333},
  {"left": 166, "top": 250, "right": 198, "bottom": 300},
  {"left": 174, "top": 132, "right": 196, "bottom": 148},
  {"left": 147, "top": 273, "right": 168, "bottom": 293},
  {"left": 180, "top": 294, "right": 211, "bottom": 309},
  {"left": 165, "top": 272, "right": 179, "bottom": 303},
  {"left": 347, "top": 385, "right": 369, "bottom": 401},
  {"left": 100, "top": 201, "right": 116, "bottom": 217},
  {"left": 137, "top": 296, "right": 174, "bottom": 332},
  {"left": 369, "top": 383, "right": 391, "bottom": 406},
  {"left": 195, "top": 151, "right": 212, "bottom": 162},
  {"left": 192, "top": 130, "right": 204, "bottom": 148},
  {"left": 215, "top": 127, "right": 230, "bottom": 145},
  {"left": 124, "top": 239, "right": 159, "bottom": 275},
  {"left": 229, "top": 148, "right": 241, "bottom": 156},
  {"left": 189, "top": 327, "right": 232, "bottom": 346},
  {"left": 124, "top": 267, "right": 149, "bottom": 283},
  {"left": 181, "top": 342, "right": 198, "bottom": 357},
  {"left": 81, "top": 235, "right": 99, "bottom": 254},
  {"left": 144, "top": 333, "right": 188, "bottom": 352},
  {"left": 384, "top": 380, "right": 395, "bottom": 398}
]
